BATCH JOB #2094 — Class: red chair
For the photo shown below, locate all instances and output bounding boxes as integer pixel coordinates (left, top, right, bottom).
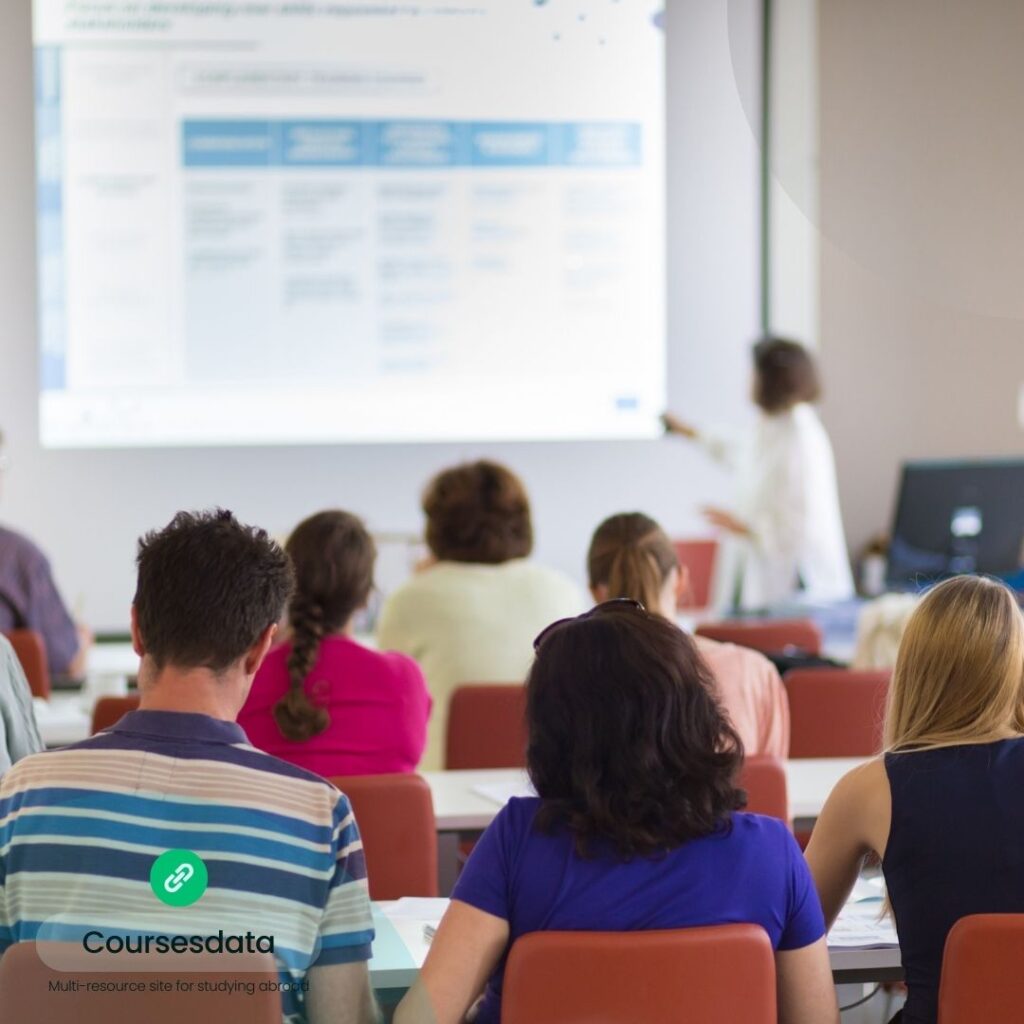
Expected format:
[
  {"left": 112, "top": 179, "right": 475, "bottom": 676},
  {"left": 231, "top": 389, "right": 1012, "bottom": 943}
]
[
  {"left": 445, "top": 684, "right": 527, "bottom": 770},
  {"left": 739, "top": 756, "right": 789, "bottom": 823},
  {"left": 785, "top": 668, "right": 890, "bottom": 758},
  {"left": 502, "top": 925, "right": 776, "bottom": 1024},
  {"left": 90, "top": 694, "right": 141, "bottom": 734},
  {"left": 938, "top": 914, "right": 1024, "bottom": 1023},
  {"left": 3, "top": 629, "right": 50, "bottom": 700},
  {"left": 673, "top": 539, "right": 719, "bottom": 610},
  {"left": 696, "top": 618, "right": 823, "bottom": 657},
  {"left": 329, "top": 773, "right": 437, "bottom": 900}
]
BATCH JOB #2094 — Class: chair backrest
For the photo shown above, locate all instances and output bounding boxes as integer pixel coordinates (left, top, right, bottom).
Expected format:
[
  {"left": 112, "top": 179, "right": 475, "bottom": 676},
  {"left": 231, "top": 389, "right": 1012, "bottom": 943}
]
[
  {"left": 91, "top": 694, "right": 141, "bottom": 734},
  {"left": 502, "top": 925, "right": 776, "bottom": 1024},
  {"left": 739, "top": 756, "right": 789, "bottom": 823},
  {"left": 785, "top": 668, "right": 890, "bottom": 758},
  {"left": 445, "top": 684, "right": 527, "bottom": 770},
  {"left": 695, "top": 618, "right": 823, "bottom": 657},
  {"left": 673, "top": 539, "right": 719, "bottom": 610},
  {"left": 329, "top": 773, "right": 437, "bottom": 900},
  {"left": 3, "top": 629, "right": 50, "bottom": 700},
  {"left": 938, "top": 914, "right": 1024, "bottom": 1023},
  {"left": 0, "top": 942, "right": 280, "bottom": 1023}
]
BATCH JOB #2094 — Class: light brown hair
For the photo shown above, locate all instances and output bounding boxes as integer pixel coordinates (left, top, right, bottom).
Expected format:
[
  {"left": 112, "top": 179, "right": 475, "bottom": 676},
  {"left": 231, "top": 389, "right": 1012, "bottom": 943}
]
[
  {"left": 587, "top": 512, "right": 679, "bottom": 613},
  {"left": 884, "top": 575, "right": 1024, "bottom": 752}
]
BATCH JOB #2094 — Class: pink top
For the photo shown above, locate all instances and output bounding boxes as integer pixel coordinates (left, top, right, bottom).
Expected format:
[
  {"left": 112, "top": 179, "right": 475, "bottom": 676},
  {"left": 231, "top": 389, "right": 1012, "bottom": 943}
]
[
  {"left": 694, "top": 636, "right": 790, "bottom": 759},
  {"left": 239, "top": 636, "right": 431, "bottom": 778}
]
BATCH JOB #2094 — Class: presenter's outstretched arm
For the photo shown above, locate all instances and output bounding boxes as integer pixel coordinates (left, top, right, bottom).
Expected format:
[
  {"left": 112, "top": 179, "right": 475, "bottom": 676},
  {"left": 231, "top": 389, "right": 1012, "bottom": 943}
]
[{"left": 661, "top": 411, "right": 699, "bottom": 439}]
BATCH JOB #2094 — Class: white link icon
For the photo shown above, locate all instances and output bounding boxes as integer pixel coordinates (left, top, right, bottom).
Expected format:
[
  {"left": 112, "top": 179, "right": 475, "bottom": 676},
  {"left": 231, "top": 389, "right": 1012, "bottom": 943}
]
[{"left": 163, "top": 862, "right": 195, "bottom": 894}]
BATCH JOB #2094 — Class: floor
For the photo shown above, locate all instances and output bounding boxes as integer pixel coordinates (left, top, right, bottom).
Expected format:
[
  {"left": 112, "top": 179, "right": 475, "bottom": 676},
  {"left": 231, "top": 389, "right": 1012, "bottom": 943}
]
[{"left": 839, "top": 983, "right": 905, "bottom": 1023}]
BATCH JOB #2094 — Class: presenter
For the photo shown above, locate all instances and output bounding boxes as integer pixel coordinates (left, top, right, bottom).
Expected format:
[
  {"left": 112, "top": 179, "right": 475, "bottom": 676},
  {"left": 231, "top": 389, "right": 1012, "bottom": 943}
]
[{"left": 663, "top": 338, "right": 854, "bottom": 611}]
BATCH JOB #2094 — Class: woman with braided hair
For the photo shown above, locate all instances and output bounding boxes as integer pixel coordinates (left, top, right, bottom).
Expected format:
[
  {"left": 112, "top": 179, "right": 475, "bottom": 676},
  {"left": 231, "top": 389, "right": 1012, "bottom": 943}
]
[{"left": 239, "top": 510, "right": 431, "bottom": 776}]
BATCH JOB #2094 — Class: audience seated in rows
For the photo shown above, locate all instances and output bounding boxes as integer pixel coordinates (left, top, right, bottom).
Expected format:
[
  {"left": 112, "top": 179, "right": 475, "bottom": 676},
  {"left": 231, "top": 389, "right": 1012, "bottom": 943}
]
[
  {"left": 239, "top": 509, "right": 431, "bottom": 777},
  {"left": 807, "top": 575, "right": 1024, "bottom": 1024},
  {"left": 378, "top": 460, "right": 584, "bottom": 769},
  {"left": 0, "top": 510, "right": 378, "bottom": 1024},
  {"left": 395, "top": 601, "right": 838, "bottom": 1024},
  {"left": 588, "top": 512, "right": 790, "bottom": 757},
  {"left": 0, "top": 634, "right": 41, "bottom": 773}
]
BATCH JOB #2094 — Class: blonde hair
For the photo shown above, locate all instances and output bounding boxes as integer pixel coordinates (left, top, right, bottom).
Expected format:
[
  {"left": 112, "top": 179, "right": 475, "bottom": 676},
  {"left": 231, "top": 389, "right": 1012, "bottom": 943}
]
[
  {"left": 852, "top": 593, "right": 920, "bottom": 670},
  {"left": 587, "top": 513, "right": 679, "bottom": 614},
  {"left": 884, "top": 575, "right": 1024, "bottom": 752}
]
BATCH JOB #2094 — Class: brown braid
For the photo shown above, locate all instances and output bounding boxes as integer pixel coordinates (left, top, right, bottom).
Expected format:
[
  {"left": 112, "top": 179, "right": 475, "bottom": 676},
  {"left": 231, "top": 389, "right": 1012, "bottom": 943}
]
[
  {"left": 272, "top": 510, "right": 376, "bottom": 743},
  {"left": 274, "top": 595, "right": 331, "bottom": 741}
]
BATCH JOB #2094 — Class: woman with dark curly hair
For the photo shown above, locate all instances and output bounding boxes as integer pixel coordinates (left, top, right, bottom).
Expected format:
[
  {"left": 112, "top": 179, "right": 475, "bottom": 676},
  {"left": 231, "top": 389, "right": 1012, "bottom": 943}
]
[
  {"left": 395, "top": 602, "right": 838, "bottom": 1024},
  {"left": 377, "top": 460, "right": 584, "bottom": 769},
  {"left": 238, "top": 510, "right": 431, "bottom": 776}
]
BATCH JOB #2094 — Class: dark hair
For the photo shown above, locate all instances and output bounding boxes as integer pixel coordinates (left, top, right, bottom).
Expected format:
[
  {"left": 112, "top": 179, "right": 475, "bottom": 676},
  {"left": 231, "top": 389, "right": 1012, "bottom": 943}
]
[
  {"left": 527, "top": 604, "right": 744, "bottom": 858},
  {"left": 422, "top": 460, "right": 533, "bottom": 564},
  {"left": 752, "top": 337, "right": 821, "bottom": 413},
  {"left": 274, "top": 511, "right": 376, "bottom": 743},
  {"left": 588, "top": 513, "right": 679, "bottom": 612},
  {"left": 134, "top": 509, "right": 293, "bottom": 673}
]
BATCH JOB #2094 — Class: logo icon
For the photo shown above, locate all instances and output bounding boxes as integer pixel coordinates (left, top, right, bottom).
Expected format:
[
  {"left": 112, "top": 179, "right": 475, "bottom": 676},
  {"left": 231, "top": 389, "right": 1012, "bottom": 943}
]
[{"left": 150, "top": 850, "right": 208, "bottom": 907}]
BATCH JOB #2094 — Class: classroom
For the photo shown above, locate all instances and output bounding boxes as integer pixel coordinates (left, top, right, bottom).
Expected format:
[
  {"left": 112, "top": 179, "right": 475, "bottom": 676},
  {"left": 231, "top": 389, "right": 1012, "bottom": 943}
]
[{"left": 1, "top": 1, "right": 1023, "bottom": 1022}]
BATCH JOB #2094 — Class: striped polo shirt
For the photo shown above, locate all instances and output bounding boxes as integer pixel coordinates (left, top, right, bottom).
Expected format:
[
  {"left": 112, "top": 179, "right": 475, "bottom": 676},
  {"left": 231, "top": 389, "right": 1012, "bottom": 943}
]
[{"left": 0, "top": 710, "right": 374, "bottom": 1023}]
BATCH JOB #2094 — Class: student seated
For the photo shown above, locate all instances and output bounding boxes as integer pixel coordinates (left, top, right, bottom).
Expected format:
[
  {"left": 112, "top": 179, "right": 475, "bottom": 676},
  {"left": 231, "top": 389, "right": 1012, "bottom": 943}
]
[
  {"left": 588, "top": 512, "right": 789, "bottom": 757},
  {"left": 377, "top": 460, "right": 584, "bottom": 769},
  {"left": 395, "top": 602, "right": 838, "bottom": 1024},
  {"left": 0, "top": 510, "right": 378, "bottom": 1024},
  {"left": 239, "top": 510, "right": 430, "bottom": 776},
  {"left": 0, "top": 634, "right": 42, "bottom": 773},
  {"left": 806, "top": 575, "right": 1024, "bottom": 1024}
]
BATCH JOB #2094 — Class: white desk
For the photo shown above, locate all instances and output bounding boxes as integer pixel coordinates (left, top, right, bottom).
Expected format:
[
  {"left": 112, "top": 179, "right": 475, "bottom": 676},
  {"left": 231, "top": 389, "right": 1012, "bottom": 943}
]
[
  {"left": 421, "top": 758, "right": 866, "bottom": 833},
  {"left": 34, "top": 693, "right": 92, "bottom": 748},
  {"left": 85, "top": 641, "right": 139, "bottom": 680},
  {"left": 368, "top": 901, "right": 902, "bottom": 993},
  {"left": 31, "top": 643, "right": 139, "bottom": 748}
]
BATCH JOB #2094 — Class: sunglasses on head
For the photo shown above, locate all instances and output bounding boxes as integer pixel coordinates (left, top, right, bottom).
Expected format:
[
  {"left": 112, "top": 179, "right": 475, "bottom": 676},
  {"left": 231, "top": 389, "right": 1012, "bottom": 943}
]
[{"left": 533, "top": 598, "right": 646, "bottom": 652}]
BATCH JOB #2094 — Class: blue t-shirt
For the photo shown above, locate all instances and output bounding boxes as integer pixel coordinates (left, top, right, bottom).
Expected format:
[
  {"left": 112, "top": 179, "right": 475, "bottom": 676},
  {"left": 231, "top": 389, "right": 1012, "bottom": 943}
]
[{"left": 452, "top": 797, "right": 825, "bottom": 1024}]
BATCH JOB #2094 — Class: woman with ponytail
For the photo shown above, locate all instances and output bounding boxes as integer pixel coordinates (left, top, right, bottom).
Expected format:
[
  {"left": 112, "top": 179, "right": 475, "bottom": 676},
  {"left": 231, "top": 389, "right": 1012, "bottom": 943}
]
[
  {"left": 587, "top": 512, "right": 789, "bottom": 758},
  {"left": 239, "top": 510, "right": 430, "bottom": 776}
]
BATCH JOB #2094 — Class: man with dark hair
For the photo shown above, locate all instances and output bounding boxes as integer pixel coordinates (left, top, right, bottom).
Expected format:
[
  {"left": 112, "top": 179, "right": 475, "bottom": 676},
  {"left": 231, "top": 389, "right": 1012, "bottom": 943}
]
[{"left": 0, "top": 510, "right": 380, "bottom": 1024}]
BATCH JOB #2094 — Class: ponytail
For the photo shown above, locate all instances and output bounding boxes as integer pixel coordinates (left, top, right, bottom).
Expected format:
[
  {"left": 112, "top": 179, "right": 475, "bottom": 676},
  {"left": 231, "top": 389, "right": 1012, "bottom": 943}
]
[
  {"left": 606, "top": 544, "right": 667, "bottom": 613},
  {"left": 273, "top": 595, "right": 331, "bottom": 742},
  {"left": 588, "top": 512, "right": 679, "bottom": 613}
]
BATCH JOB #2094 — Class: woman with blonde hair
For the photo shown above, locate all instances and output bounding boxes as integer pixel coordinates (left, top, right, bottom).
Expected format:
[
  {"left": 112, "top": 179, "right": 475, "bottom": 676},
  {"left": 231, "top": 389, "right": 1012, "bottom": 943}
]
[{"left": 806, "top": 574, "right": 1024, "bottom": 1024}]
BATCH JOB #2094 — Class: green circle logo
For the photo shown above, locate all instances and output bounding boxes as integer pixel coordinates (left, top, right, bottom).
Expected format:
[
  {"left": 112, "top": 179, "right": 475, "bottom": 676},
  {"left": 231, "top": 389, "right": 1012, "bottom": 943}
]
[{"left": 150, "top": 850, "right": 208, "bottom": 907}]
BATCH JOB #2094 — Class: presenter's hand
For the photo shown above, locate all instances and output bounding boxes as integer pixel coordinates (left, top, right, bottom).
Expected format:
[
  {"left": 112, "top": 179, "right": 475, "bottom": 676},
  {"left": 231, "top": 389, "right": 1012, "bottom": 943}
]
[
  {"left": 661, "top": 412, "right": 698, "bottom": 439},
  {"left": 702, "top": 506, "right": 751, "bottom": 537}
]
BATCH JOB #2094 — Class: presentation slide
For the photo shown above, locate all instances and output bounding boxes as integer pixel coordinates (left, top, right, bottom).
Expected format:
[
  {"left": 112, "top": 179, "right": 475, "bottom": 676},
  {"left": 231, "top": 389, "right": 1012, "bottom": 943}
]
[{"left": 33, "top": 1, "right": 666, "bottom": 447}]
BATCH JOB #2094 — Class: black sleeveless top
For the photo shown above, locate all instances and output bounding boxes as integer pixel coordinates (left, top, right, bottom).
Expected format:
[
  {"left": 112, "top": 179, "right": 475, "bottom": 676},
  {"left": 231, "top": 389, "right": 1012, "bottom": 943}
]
[{"left": 884, "top": 739, "right": 1024, "bottom": 1024}]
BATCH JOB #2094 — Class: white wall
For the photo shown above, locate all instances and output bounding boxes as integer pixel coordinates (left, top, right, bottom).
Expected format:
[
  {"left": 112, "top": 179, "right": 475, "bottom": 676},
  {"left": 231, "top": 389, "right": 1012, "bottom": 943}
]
[{"left": 0, "top": 0, "right": 764, "bottom": 630}]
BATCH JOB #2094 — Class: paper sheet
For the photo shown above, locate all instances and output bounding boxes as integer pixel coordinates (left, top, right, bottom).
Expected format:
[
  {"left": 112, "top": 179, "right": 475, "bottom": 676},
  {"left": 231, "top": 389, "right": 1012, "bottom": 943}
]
[
  {"left": 472, "top": 780, "right": 536, "bottom": 806},
  {"left": 381, "top": 898, "right": 451, "bottom": 926},
  {"left": 828, "top": 900, "right": 899, "bottom": 949}
]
